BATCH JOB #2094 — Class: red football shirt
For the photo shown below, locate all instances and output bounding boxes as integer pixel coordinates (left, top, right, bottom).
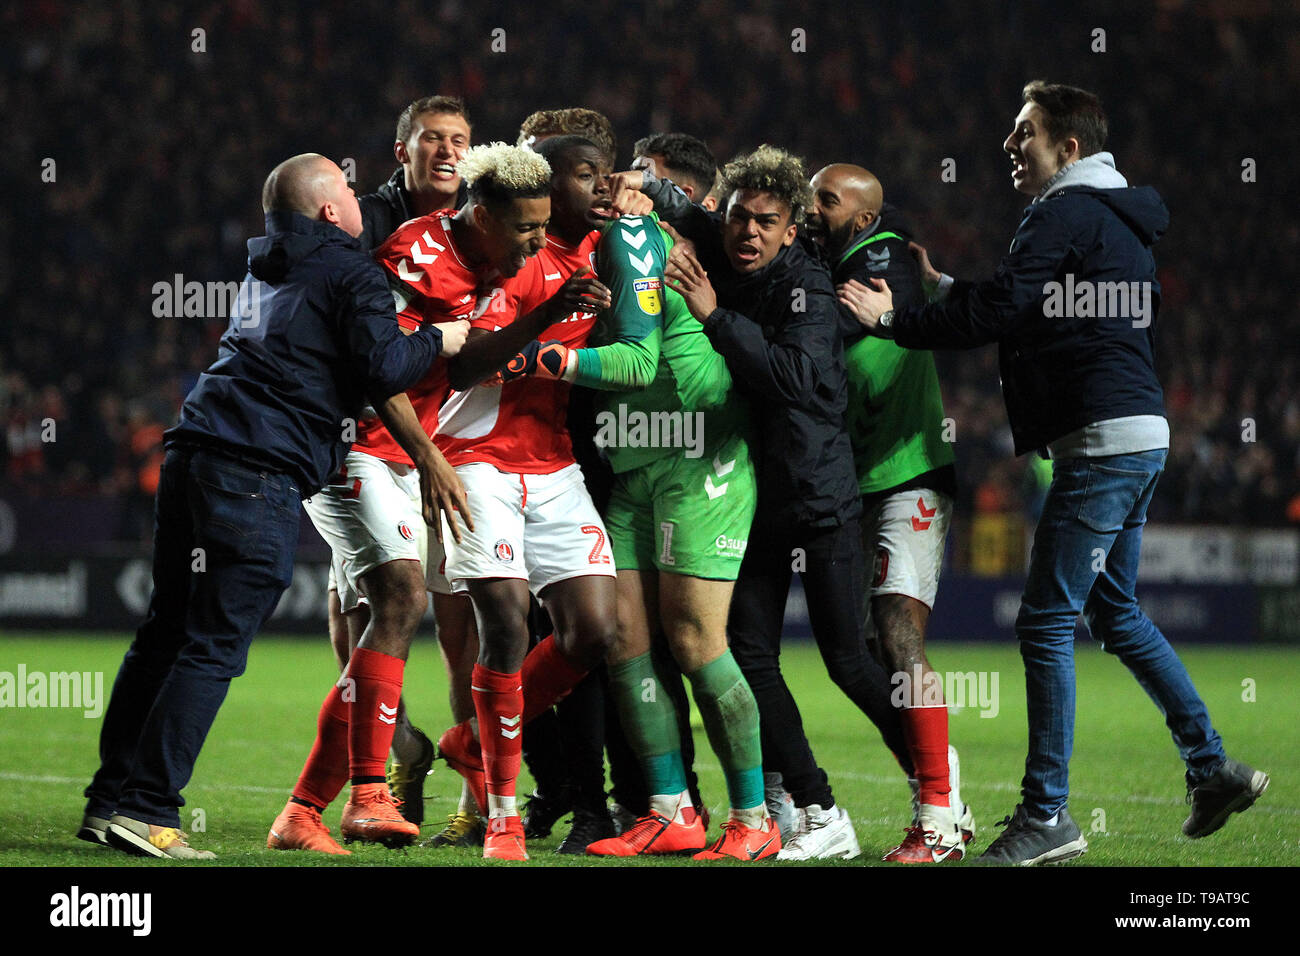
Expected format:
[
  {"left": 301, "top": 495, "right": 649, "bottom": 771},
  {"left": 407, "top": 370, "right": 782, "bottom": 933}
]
[
  {"left": 353, "top": 210, "right": 480, "bottom": 465},
  {"left": 435, "top": 230, "right": 601, "bottom": 473}
]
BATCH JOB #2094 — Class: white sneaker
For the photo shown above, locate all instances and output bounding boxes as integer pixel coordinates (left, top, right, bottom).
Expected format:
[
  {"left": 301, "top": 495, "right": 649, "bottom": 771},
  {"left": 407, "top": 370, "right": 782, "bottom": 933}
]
[
  {"left": 909, "top": 745, "right": 975, "bottom": 844},
  {"left": 764, "top": 772, "right": 801, "bottom": 843},
  {"left": 883, "top": 803, "right": 966, "bottom": 863},
  {"left": 776, "top": 804, "right": 861, "bottom": 861}
]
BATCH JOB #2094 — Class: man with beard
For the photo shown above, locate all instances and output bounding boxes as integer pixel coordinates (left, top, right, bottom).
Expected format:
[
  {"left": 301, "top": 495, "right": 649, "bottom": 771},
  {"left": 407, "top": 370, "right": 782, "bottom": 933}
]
[{"left": 804, "top": 163, "right": 973, "bottom": 862}]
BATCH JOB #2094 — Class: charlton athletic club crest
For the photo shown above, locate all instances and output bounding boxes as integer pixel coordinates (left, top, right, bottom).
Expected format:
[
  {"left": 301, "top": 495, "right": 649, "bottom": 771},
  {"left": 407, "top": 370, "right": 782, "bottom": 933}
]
[
  {"left": 397, "top": 521, "right": 414, "bottom": 541},
  {"left": 494, "top": 539, "right": 514, "bottom": 563}
]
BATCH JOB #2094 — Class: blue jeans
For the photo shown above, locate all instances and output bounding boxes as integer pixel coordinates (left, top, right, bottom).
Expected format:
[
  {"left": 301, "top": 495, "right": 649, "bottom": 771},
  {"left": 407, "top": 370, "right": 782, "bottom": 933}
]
[
  {"left": 1015, "top": 448, "right": 1224, "bottom": 818},
  {"left": 85, "top": 446, "right": 300, "bottom": 827}
]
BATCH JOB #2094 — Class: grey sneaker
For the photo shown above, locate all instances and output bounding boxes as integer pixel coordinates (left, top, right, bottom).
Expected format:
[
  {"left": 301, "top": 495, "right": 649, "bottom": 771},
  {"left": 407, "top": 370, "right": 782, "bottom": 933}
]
[
  {"left": 608, "top": 802, "right": 638, "bottom": 835},
  {"left": 1183, "top": 759, "right": 1270, "bottom": 839},
  {"left": 76, "top": 813, "right": 111, "bottom": 846},
  {"left": 764, "top": 772, "right": 800, "bottom": 842},
  {"left": 979, "top": 805, "right": 1087, "bottom": 866},
  {"left": 105, "top": 814, "right": 216, "bottom": 860}
]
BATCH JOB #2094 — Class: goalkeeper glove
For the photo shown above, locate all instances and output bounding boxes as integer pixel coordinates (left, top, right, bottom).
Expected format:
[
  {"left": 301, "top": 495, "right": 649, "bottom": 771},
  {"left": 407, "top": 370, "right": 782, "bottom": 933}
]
[{"left": 497, "top": 340, "right": 573, "bottom": 383}]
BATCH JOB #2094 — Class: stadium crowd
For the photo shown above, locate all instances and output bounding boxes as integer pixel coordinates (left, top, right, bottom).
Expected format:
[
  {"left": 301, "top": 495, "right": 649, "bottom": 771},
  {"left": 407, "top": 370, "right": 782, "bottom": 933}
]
[{"left": 3, "top": 0, "right": 1297, "bottom": 543}]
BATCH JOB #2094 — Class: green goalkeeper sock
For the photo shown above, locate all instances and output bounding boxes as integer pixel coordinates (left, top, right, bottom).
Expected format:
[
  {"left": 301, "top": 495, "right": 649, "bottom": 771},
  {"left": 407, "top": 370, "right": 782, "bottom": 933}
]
[
  {"left": 608, "top": 652, "right": 687, "bottom": 797},
  {"left": 686, "top": 649, "right": 764, "bottom": 811}
]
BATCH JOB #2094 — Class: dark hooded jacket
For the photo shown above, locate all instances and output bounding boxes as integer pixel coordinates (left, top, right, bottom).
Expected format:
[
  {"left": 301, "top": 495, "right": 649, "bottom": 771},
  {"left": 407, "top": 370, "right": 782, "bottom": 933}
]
[
  {"left": 167, "top": 211, "right": 442, "bottom": 494},
  {"left": 359, "top": 168, "right": 468, "bottom": 251},
  {"left": 701, "top": 236, "right": 861, "bottom": 526},
  {"left": 891, "top": 153, "right": 1169, "bottom": 455}
]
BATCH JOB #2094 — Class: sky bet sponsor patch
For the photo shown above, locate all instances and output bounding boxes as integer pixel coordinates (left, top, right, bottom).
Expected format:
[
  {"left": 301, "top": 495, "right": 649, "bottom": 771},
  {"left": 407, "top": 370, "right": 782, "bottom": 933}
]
[{"left": 634, "top": 277, "right": 662, "bottom": 315}]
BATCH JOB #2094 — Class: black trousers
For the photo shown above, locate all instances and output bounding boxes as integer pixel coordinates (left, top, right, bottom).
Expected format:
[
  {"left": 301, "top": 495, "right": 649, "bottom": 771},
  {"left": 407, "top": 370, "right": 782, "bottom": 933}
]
[{"left": 727, "top": 510, "right": 909, "bottom": 809}]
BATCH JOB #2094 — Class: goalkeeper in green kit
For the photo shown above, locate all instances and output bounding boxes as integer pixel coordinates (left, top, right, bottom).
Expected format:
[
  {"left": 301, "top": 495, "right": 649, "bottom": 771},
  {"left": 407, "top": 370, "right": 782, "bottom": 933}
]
[{"left": 509, "top": 211, "right": 778, "bottom": 860}]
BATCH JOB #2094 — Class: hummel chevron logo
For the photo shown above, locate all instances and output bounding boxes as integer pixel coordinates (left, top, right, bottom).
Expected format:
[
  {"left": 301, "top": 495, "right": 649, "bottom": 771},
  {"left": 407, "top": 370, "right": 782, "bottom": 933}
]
[
  {"left": 378, "top": 702, "right": 398, "bottom": 725},
  {"left": 397, "top": 259, "right": 420, "bottom": 282},
  {"left": 410, "top": 238, "right": 438, "bottom": 265},
  {"left": 628, "top": 251, "right": 654, "bottom": 276},
  {"left": 499, "top": 714, "right": 522, "bottom": 739},
  {"left": 620, "top": 228, "right": 647, "bottom": 249},
  {"left": 911, "top": 497, "right": 938, "bottom": 531},
  {"left": 422, "top": 229, "right": 445, "bottom": 252},
  {"left": 704, "top": 456, "right": 734, "bottom": 499}
]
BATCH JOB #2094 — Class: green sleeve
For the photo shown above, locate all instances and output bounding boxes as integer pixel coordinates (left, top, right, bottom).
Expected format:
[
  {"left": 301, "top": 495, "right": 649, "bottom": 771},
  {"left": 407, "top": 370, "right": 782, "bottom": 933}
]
[
  {"left": 662, "top": 301, "right": 734, "bottom": 411},
  {"left": 570, "top": 215, "right": 667, "bottom": 391}
]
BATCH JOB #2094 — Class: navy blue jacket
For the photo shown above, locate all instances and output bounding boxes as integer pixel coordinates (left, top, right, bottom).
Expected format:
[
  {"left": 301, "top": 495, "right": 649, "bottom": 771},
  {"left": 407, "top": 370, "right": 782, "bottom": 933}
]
[
  {"left": 893, "top": 184, "right": 1169, "bottom": 455},
  {"left": 167, "top": 211, "right": 442, "bottom": 494}
]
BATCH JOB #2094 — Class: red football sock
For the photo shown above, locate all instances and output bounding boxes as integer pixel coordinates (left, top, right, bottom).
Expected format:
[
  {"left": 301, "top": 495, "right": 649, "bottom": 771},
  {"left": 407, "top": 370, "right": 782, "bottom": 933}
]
[
  {"left": 520, "top": 634, "right": 588, "bottom": 723},
  {"left": 472, "top": 664, "right": 523, "bottom": 804},
  {"left": 344, "top": 647, "right": 405, "bottom": 782},
  {"left": 901, "top": 704, "right": 950, "bottom": 808},
  {"left": 291, "top": 682, "right": 350, "bottom": 809}
]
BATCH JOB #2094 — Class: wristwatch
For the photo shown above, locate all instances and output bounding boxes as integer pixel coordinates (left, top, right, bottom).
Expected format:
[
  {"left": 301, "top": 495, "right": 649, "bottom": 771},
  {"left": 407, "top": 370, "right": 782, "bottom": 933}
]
[{"left": 877, "top": 309, "right": 895, "bottom": 335}]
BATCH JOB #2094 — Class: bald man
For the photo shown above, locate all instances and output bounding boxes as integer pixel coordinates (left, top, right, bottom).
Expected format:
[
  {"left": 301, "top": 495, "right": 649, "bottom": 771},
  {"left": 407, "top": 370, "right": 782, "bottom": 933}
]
[
  {"left": 81, "top": 153, "right": 464, "bottom": 860},
  {"left": 804, "top": 163, "right": 973, "bottom": 862}
]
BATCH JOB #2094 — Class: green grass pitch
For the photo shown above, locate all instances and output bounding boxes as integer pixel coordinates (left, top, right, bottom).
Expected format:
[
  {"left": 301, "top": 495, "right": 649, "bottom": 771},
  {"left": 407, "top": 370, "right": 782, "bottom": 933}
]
[{"left": 1, "top": 632, "right": 1294, "bottom": 867}]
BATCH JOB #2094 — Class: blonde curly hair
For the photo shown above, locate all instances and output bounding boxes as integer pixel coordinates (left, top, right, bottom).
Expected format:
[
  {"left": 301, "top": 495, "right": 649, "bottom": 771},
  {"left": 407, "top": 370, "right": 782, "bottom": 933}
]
[{"left": 719, "top": 145, "right": 813, "bottom": 224}]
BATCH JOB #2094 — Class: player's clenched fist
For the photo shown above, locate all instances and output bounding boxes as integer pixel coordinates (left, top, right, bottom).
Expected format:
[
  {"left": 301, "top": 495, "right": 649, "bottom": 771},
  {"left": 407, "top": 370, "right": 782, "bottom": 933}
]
[
  {"left": 549, "top": 267, "right": 611, "bottom": 318},
  {"left": 434, "top": 318, "right": 471, "bottom": 357}
]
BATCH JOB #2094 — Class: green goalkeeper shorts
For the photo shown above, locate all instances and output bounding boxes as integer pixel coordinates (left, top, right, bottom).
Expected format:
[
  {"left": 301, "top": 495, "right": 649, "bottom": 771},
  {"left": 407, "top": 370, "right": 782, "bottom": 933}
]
[{"left": 604, "top": 429, "right": 756, "bottom": 580}]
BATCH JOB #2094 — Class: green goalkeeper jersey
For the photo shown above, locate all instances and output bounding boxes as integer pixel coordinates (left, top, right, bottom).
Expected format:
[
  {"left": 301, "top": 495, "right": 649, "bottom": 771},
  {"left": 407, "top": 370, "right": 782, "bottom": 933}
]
[
  {"left": 844, "top": 334, "right": 955, "bottom": 494},
  {"left": 569, "top": 214, "right": 749, "bottom": 473}
]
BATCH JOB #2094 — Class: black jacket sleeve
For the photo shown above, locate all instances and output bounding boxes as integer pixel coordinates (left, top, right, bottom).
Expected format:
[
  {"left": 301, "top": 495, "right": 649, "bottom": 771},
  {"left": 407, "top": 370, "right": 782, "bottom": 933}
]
[
  {"left": 838, "top": 235, "right": 926, "bottom": 343},
  {"left": 702, "top": 286, "right": 839, "bottom": 406},
  {"left": 338, "top": 256, "right": 442, "bottom": 399},
  {"left": 643, "top": 176, "right": 719, "bottom": 245}
]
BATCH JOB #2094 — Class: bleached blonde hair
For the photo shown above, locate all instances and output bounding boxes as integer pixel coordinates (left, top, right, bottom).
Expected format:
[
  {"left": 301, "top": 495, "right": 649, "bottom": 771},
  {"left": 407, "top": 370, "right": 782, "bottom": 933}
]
[{"left": 457, "top": 142, "right": 551, "bottom": 207}]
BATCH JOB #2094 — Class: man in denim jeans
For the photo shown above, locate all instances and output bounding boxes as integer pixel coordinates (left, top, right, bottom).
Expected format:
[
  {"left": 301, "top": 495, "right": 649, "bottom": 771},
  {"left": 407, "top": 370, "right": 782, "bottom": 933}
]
[
  {"left": 838, "top": 81, "right": 1268, "bottom": 865},
  {"left": 79, "top": 154, "right": 467, "bottom": 859}
]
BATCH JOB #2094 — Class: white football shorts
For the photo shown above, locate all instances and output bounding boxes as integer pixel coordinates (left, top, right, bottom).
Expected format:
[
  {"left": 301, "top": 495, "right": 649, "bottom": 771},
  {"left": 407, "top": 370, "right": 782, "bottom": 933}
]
[
  {"left": 444, "top": 461, "right": 615, "bottom": 595},
  {"left": 305, "top": 449, "right": 451, "bottom": 613},
  {"left": 861, "top": 488, "right": 952, "bottom": 609}
]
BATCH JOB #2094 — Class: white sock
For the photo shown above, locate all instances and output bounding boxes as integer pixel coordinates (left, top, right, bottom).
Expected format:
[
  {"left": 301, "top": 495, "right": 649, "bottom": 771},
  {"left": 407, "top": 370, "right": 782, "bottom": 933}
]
[
  {"left": 457, "top": 780, "right": 474, "bottom": 815},
  {"left": 648, "top": 790, "right": 691, "bottom": 823},
  {"left": 730, "top": 804, "right": 768, "bottom": 829},
  {"left": 487, "top": 793, "right": 517, "bottom": 819}
]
